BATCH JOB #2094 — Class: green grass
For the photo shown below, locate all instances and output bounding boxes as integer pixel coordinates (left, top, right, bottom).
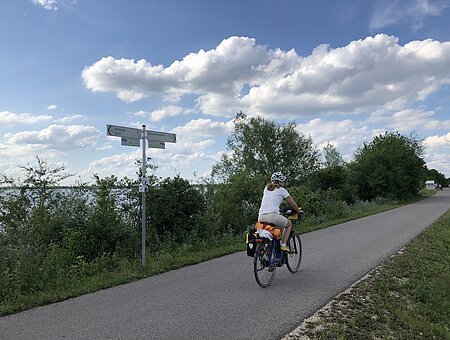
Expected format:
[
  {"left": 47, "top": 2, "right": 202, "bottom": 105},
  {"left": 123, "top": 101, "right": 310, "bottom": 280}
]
[
  {"left": 0, "top": 192, "right": 437, "bottom": 316},
  {"left": 288, "top": 208, "right": 450, "bottom": 340},
  {"left": 298, "top": 202, "right": 401, "bottom": 234}
]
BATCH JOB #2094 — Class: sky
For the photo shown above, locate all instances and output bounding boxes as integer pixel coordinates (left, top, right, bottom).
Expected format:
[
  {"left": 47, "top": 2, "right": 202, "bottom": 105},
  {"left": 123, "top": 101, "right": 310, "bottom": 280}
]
[{"left": 1, "top": 0, "right": 449, "bottom": 185}]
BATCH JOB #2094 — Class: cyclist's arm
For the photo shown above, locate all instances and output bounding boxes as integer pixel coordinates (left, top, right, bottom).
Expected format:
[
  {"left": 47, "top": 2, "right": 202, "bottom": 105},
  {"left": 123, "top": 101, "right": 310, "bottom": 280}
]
[{"left": 285, "top": 196, "right": 302, "bottom": 214}]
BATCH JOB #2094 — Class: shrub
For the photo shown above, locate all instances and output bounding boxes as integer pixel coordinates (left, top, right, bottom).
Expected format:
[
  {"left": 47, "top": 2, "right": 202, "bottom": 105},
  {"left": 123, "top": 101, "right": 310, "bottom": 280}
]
[{"left": 148, "top": 175, "right": 207, "bottom": 244}]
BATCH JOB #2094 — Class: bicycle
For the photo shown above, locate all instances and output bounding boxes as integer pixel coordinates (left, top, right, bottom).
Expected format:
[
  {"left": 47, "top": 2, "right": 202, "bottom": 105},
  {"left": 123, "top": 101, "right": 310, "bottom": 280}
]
[{"left": 246, "top": 209, "right": 303, "bottom": 288}]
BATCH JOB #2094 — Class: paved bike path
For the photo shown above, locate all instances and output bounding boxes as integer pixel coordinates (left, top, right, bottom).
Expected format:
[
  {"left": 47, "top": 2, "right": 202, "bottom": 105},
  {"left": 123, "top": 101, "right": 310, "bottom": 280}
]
[{"left": 1, "top": 190, "right": 449, "bottom": 339}]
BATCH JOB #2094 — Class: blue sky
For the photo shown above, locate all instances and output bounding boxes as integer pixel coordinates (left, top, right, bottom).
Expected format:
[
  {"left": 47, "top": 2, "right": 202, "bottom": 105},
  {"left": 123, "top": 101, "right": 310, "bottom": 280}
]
[{"left": 1, "top": 0, "right": 449, "bottom": 184}]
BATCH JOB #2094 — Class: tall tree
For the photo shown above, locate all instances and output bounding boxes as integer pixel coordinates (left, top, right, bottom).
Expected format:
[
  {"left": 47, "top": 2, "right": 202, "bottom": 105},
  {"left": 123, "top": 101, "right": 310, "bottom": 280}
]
[
  {"left": 351, "top": 132, "right": 425, "bottom": 201},
  {"left": 212, "top": 112, "right": 320, "bottom": 183},
  {"left": 323, "top": 143, "right": 344, "bottom": 168}
]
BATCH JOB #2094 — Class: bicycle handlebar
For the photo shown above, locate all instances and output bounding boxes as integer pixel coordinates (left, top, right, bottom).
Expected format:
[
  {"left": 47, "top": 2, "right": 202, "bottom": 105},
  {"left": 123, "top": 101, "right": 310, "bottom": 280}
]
[{"left": 284, "top": 209, "right": 304, "bottom": 221}]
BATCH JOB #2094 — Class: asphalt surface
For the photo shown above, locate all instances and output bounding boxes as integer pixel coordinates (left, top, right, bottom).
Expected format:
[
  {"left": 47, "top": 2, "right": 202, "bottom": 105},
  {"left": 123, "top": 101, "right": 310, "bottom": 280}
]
[{"left": 1, "top": 190, "right": 449, "bottom": 340}]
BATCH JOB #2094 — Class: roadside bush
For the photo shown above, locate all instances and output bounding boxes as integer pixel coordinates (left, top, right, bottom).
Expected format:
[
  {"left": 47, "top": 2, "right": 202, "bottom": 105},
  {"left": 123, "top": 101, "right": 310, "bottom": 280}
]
[
  {"left": 148, "top": 175, "right": 207, "bottom": 244},
  {"left": 310, "top": 165, "right": 356, "bottom": 203},
  {"left": 81, "top": 175, "right": 124, "bottom": 261},
  {"left": 289, "top": 186, "right": 350, "bottom": 223},
  {"left": 206, "top": 172, "right": 266, "bottom": 235},
  {"left": 115, "top": 177, "right": 141, "bottom": 257}
]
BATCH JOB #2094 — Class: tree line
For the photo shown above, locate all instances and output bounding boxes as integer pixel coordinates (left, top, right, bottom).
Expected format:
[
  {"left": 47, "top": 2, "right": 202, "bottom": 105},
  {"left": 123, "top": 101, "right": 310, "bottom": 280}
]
[{"left": 0, "top": 112, "right": 448, "bottom": 303}]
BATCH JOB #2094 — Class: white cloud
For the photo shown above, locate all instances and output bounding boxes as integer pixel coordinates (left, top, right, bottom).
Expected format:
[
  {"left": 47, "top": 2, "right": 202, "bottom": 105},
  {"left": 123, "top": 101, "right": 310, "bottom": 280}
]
[
  {"left": 172, "top": 118, "right": 234, "bottom": 138},
  {"left": 127, "top": 105, "right": 188, "bottom": 126},
  {"left": 82, "top": 34, "right": 450, "bottom": 120},
  {"left": 4, "top": 124, "right": 101, "bottom": 150},
  {"left": 128, "top": 110, "right": 147, "bottom": 118},
  {"left": 0, "top": 143, "right": 63, "bottom": 161},
  {"left": 153, "top": 137, "right": 215, "bottom": 159},
  {"left": 81, "top": 152, "right": 140, "bottom": 180},
  {"left": 424, "top": 132, "right": 450, "bottom": 147},
  {"left": 370, "top": 0, "right": 450, "bottom": 32},
  {"left": 0, "top": 111, "right": 52, "bottom": 126},
  {"left": 244, "top": 35, "right": 450, "bottom": 118},
  {"left": 54, "top": 114, "right": 87, "bottom": 123},
  {"left": 149, "top": 106, "right": 184, "bottom": 122},
  {"left": 424, "top": 150, "right": 450, "bottom": 175},
  {"left": 47, "top": 104, "right": 58, "bottom": 110},
  {"left": 95, "top": 143, "right": 113, "bottom": 151},
  {"left": 195, "top": 92, "right": 243, "bottom": 117},
  {"left": 82, "top": 57, "right": 174, "bottom": 103},
  {"left": 296, "top": 118, "right": 369, "bottom": 152},
  {"left": 31, "top": 0, "right": 58, "bottom": 10},
  {"left": 82, "top": 36, "right": 299, "bottom": 109},
  {"left": 369, "top": 108, "right": 450, "bottom": 132}
]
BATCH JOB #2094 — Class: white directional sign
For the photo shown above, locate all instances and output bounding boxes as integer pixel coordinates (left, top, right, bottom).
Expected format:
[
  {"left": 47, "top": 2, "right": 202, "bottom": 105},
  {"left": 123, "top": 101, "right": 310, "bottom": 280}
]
[
  {"left": 107, "top": 124, "right": 141, "bottom": 139},
  {"left": 148, "top": 140, "right": 165, "bottom": 149},
  {"left": 147, "top": 130, "right": 176, "bottom": 143},
  {"left": 121, "top": 137, "right": 140, "bottom": 147},
  {"left": 108, "top": 125, "right": 176, "bottom": 143},
  {"left": 122, "top": 137, "right": 165, "bottom": 149}
]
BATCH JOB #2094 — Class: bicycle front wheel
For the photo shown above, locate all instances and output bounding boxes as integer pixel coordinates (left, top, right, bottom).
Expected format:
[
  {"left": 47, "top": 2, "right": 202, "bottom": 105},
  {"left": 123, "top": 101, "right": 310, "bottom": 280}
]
[
  {"left": 286, "top": 233, "right": 302, "bottom": 273},
  {"left": 253, "top": 241, "right": 276, "bottom": 288}
]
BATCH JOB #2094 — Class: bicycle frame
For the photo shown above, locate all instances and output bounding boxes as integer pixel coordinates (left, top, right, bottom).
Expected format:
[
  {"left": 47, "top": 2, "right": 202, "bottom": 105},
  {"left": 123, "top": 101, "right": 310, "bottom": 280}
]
[
  {"left": 262, "top": 231, "right": 299, "bottom": 268},
  {"left": 269, "top": 238, "right": 284, "bottom": 267}
]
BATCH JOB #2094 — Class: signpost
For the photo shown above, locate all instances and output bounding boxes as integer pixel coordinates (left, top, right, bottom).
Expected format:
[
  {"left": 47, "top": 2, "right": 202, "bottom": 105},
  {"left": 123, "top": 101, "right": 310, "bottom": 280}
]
[
  {"left": 147, "top": 130, "right": 177, "bottom": 143},
  {"left": 107, "top": 124, "right": 141, "bottom": 139},
  {"left": 107, "top": 124, "right": 177, "bottom": 267},
  {"left": 121, "top": 137, "right": 140, "bottom": 147},
  {"left": 147, "top": 140, "right": 165, "bottom": 149}
]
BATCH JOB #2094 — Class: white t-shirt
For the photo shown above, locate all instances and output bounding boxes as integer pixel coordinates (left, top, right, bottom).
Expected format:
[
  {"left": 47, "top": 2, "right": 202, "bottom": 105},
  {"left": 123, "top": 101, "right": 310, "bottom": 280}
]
[{"left": 259, "top": 186, "right": 290, "bottom": 215}]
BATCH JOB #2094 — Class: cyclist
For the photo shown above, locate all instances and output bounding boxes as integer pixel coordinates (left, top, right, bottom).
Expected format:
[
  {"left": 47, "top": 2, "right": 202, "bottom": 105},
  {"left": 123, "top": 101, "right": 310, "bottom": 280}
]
[{"left": 258, "top": 172, "right": 302, "bottom": 252}]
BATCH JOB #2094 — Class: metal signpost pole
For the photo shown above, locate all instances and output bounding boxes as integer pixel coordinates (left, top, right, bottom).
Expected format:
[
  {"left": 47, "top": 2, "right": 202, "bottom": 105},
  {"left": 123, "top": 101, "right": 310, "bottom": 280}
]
[
  {"left": 107, "top": 123, "right": 176, "bottom": 268},
  {"left": 141, "top": 125, "right": 147, "bottom": 267}
]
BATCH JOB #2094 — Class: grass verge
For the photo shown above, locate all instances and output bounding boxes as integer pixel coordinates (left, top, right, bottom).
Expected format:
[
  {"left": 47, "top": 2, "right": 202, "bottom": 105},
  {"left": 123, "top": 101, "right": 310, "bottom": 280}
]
[{"left": 285, "top": 208, "right": 450, "bottom": 340}]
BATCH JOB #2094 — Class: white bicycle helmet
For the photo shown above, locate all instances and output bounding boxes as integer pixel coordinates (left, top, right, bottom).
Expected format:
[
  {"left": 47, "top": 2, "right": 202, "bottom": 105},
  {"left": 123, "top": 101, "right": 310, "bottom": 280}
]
[{"left": 271, "top": 172, "right": 286, "bottom": 183}]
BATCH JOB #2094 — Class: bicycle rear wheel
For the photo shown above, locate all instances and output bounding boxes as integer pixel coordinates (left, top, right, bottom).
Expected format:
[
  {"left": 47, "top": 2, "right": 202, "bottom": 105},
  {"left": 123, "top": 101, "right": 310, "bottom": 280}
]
[
  {"left": 286, "top": 233, "right": 302, "bottom": 273},
  {"left": 253, "top": 241, "right": 276, "bottom": 287}
]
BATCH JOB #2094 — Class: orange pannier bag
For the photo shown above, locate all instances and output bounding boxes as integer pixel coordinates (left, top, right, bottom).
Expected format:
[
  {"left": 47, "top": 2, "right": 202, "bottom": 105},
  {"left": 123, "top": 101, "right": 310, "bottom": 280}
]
[{"left": 255, "top": 222, "right": 282, "bottom": 239}]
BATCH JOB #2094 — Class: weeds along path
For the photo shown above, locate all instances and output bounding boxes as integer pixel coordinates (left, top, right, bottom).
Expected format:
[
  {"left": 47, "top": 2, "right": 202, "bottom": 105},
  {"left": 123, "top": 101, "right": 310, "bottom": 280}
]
[{"left": 1, "top": 190, "right": 449, "bottom": 340}]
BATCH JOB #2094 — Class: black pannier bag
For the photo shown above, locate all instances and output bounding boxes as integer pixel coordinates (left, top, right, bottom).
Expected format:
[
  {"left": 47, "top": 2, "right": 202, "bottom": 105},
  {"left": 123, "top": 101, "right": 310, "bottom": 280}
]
[{"left": 246, "top": 229, "right": 257, "bottom": 257}]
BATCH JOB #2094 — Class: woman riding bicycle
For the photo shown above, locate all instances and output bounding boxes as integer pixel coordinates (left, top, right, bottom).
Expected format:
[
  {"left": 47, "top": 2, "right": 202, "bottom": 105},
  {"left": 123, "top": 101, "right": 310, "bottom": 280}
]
[{"left": 258, "top": 172, "right": 302, "bottom": 252}]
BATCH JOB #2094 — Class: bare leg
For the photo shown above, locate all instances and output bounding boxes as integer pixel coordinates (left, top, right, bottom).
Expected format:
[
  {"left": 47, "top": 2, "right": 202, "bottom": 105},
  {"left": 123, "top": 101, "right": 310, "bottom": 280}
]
[{"left": 282, "top": 220, "right": 292, "bottom": 245}]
